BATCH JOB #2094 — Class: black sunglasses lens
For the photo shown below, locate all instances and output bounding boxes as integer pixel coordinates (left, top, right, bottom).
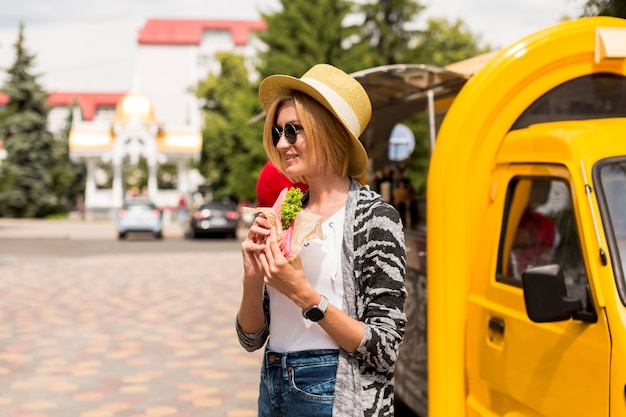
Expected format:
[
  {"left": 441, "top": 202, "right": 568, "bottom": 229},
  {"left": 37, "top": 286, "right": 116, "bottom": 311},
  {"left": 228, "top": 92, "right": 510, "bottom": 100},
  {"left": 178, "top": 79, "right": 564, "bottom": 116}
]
[
  {"left": 283, "top": 124, "right": 298, "bottom": 144},
  {"left": 272, "top": 127, "right": 281, "bottom": 147},
  {"left": 271, "top": 124, "right": 300, "bottom": 147}
]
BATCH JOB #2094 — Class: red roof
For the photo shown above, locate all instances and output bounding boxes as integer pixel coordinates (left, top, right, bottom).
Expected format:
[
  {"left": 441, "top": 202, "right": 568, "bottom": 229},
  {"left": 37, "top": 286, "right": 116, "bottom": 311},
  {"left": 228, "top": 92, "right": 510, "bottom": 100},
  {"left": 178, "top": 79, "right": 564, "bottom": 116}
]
[
  {"left": 48, "top": 92, "right": 124, "bottom": 121},
  {"left": 137, "top": 19, "right": 267, "bottom": 46},
  {"left": 0, "top": 91, "right": 125, "bottom": 121}
]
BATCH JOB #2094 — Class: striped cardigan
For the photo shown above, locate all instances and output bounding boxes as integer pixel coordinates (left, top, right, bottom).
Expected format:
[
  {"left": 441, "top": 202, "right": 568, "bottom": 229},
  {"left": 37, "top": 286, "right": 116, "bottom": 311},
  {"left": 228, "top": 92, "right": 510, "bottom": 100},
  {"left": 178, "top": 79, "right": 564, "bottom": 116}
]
[{"left": 237, "top": 180, "right": 407, "bottom": 417}]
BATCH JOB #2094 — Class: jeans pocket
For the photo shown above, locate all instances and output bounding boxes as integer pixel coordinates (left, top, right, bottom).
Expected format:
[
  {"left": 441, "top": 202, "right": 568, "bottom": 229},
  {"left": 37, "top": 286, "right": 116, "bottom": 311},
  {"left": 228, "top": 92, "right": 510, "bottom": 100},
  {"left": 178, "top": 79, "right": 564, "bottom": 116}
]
[{"left": 289, "top": 361, "right": 337, "bottom": 401}]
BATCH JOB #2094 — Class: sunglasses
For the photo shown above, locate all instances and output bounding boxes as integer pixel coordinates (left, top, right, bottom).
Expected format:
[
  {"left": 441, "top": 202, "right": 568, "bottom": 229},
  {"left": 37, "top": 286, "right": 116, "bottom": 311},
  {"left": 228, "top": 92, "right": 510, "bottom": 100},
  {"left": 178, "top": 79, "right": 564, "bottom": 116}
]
[{"left": 272, "top": 123, "right": 304, "bottom": 147}]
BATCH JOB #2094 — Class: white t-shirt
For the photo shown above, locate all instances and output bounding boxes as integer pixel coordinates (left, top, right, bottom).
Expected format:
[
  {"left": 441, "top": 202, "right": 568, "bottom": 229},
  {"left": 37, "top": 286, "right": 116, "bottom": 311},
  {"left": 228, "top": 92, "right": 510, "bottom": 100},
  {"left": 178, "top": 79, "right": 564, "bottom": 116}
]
[{"left": 267, "top": 206, "right": 345, "bottom": 352}]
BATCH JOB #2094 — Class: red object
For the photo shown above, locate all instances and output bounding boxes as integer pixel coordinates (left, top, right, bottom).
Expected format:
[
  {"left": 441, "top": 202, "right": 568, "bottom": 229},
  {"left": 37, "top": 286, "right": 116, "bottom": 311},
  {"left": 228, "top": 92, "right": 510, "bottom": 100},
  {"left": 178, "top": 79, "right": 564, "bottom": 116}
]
[
  {"left": 271, "top": 188, "right": 294, "bottom": 257},
  {"left": 512, "top": 211, "right": 557, "bottom": 275},
  {"left": 518, "top": 211, "right": 556, "bottom": 248},
  {"left": 256, "top": 161, "right": 308, "bottom": 207}
]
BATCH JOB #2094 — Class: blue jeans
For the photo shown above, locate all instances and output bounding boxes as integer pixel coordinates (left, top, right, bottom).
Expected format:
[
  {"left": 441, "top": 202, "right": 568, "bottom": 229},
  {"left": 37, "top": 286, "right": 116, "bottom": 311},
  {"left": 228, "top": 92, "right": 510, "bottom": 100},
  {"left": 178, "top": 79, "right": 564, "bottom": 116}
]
[{"left": 258, "top": 347, "right": 339, "bottom": 417}]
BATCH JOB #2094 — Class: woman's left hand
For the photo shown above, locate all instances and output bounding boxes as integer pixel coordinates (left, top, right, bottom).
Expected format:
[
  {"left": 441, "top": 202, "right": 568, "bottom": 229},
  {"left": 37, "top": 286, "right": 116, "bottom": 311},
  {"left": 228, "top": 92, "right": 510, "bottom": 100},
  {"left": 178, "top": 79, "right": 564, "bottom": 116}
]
[{"left": 258, "top": 226, "right": 313, "bottom": 308}]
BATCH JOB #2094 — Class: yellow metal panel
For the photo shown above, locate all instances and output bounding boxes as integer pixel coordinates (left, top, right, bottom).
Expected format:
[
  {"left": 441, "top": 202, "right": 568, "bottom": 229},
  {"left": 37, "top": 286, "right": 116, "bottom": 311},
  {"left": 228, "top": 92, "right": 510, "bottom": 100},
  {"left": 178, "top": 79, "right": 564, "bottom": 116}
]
[
  {"left": 427, "top": 16, "right": 626, "bottom": 417},
  {"left": 466, "top": 162, "right": 610, "bottom": 416}
]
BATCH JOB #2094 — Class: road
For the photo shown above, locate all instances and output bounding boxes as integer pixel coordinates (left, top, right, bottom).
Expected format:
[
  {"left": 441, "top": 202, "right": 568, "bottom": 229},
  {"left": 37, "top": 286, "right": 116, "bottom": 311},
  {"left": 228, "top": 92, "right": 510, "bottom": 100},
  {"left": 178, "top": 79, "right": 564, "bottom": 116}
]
[{"left": 0, "top": 219, "right": 418, "bottom": 417}]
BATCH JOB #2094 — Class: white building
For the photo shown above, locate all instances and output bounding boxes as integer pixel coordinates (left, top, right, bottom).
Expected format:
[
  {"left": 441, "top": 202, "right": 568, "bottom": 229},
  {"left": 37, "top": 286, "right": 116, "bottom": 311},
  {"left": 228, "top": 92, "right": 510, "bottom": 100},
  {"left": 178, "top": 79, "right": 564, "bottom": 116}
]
[
  {"left": 135, "top": 19, "right": 267, "bottom": 128},
  {"left": 66, "top": 19, "right": 267, "bottom": 218}
]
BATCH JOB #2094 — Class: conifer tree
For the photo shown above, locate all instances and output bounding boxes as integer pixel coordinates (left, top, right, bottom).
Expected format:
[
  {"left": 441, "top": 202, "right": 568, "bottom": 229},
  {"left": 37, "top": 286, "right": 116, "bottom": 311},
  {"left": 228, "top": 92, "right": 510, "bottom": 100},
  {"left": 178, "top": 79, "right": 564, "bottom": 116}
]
[
  {"left": 257, "top": 0, "right": 360, "bottom": 78},
  {"left": 0, "top": 23, "right": 56, "bottom": 218},
  {"left": 583, "top": 0, "right": 626, "bottom": 17}
]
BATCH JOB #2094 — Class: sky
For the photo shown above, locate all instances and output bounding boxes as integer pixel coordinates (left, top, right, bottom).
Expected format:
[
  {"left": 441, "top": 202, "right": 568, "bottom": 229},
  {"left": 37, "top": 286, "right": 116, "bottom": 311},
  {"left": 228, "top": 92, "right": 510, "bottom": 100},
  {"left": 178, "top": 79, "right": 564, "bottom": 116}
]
[{"left": 0, "top": 0, "right": 585, "bottom": 93}]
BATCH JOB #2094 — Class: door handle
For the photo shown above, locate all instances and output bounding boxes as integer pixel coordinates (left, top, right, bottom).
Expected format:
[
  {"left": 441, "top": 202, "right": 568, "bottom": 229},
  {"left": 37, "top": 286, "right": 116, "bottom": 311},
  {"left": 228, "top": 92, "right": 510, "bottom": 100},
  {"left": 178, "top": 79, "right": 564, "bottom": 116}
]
[{"left": 489, "top": 317, "right": 504, "bottom": 342}]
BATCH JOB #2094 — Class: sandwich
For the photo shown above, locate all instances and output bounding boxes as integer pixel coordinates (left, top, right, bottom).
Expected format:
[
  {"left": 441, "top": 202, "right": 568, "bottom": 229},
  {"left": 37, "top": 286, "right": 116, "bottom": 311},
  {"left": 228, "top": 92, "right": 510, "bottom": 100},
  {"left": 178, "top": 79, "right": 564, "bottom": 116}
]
[{"left": 243, "top": 187, "right": 325, "bottom": 261}]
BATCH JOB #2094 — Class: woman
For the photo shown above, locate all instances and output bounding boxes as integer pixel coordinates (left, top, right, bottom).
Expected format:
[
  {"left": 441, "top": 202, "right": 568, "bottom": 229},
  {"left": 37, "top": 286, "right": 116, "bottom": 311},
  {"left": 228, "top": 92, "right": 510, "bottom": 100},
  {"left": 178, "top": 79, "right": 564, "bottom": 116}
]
[{"left": 236, "top": 64, "right": 406, "bottom": 417}]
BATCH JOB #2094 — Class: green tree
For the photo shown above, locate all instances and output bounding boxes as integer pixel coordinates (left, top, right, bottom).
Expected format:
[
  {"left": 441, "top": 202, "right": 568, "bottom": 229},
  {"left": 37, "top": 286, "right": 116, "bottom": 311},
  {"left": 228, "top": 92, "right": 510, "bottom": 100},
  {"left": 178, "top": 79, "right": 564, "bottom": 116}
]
[
  {"left": 408, "top": 18, "right": 491, "bottom": 65},
  {"left": 355, "top": 0, "right": 426, "bottom": 67},
  {"left": 582, "top": 0, "right": 626, "bottom": 17},
  {"left": 51, "top": 100, "right": 86, "bottom": 213},
  {"left": 0, "top": 23, "right": 56, "bottom": 218},
  {"left": 257, "top": 0, "right": 360, "bottom": 78},
  {"left": 196, "top": 52, "right": 266, "bottom": 202}
]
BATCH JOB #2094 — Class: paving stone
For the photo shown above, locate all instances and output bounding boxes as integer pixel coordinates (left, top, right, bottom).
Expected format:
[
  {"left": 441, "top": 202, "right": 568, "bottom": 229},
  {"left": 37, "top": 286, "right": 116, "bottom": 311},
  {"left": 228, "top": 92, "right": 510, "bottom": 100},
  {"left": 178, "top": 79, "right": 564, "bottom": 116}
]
[{"left": 0, "top": 250, "right": 263, "bottom": 417}]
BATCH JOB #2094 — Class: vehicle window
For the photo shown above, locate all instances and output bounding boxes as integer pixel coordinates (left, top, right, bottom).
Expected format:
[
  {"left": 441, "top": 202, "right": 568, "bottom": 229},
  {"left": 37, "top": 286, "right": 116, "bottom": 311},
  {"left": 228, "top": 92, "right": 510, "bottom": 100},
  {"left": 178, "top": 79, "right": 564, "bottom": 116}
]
[
  {"left": 597, "top": 160, "right": 626, "bottom": 301},
  {"left": 511, "top": 73, "right": 626, "bottom": 130},
  {"left": 497, "top": 178, "right": 588, "bottom": 300},
  {"left": 127, "top": 202, "right": 156, "bottom": 210}
]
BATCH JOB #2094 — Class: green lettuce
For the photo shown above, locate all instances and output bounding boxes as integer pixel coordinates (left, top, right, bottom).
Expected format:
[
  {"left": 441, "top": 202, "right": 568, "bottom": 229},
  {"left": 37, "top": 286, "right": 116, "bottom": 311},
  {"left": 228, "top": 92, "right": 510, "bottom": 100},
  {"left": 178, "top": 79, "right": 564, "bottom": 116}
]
[{"left": 280, "top": 187, "right": 303, "bottom": 229}]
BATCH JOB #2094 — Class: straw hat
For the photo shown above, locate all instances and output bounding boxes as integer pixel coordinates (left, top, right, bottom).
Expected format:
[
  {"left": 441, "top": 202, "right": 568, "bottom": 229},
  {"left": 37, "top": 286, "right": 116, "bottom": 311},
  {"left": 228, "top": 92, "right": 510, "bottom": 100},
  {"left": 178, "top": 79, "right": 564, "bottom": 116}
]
[{"left": 259, "top": 64, "right": 372, "bottom": 177}]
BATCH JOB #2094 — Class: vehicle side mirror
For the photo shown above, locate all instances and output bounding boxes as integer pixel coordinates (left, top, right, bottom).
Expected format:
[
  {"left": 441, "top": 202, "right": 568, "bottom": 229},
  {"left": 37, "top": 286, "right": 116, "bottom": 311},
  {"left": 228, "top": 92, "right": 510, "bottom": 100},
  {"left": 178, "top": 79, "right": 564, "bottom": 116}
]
[{"left": 521, "top": 264, "right": 582, "bottom": 323}]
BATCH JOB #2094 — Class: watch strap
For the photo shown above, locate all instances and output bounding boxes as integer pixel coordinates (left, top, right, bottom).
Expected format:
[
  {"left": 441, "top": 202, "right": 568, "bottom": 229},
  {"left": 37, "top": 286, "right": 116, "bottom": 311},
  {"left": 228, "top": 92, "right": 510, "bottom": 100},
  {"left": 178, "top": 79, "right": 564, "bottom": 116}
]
[
  {"left": 317, "top": 295, "right": 329, "bottom": 314},
  {"left": 302, "top": 295, "right": 329, "bottom": 322}
]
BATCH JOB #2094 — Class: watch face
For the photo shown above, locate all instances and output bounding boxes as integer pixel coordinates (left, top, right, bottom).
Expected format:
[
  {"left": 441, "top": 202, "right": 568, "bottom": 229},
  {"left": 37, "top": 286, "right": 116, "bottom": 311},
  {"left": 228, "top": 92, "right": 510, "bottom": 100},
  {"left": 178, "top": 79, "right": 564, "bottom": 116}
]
[{"left": 305, "top": 307, "right": 325, "bottom": 322}]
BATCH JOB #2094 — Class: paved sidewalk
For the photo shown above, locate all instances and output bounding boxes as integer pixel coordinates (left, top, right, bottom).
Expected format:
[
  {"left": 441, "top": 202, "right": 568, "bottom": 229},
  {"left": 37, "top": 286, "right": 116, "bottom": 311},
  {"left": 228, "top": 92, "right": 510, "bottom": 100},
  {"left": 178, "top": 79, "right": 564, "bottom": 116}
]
[{"left": 0, "top": 220, "right": 263, "bottom": 417}]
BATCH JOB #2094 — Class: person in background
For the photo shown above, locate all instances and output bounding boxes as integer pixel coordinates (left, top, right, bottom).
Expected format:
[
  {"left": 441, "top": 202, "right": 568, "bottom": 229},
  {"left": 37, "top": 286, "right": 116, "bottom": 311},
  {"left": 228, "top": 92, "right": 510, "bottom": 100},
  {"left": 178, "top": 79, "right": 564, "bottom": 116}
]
[
  {"left": 236, "top": 64, "right": 407, "bottom": 417},
  {"left": 256, "top": 160, "right": 308, "bottom": 207},
  {"left": 176, "top": 194, "right": 187, "bottom": 226},
  {"left": 512, "top": 180, "right": 560, "bottom": 276}
]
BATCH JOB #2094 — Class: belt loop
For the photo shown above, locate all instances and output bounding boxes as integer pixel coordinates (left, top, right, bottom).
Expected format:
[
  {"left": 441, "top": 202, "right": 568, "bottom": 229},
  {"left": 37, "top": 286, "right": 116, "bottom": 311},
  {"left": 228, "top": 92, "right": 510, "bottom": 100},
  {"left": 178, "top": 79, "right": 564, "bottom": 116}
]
[{"left": 281, "top": 353, "right": 289, "bottom": 380}]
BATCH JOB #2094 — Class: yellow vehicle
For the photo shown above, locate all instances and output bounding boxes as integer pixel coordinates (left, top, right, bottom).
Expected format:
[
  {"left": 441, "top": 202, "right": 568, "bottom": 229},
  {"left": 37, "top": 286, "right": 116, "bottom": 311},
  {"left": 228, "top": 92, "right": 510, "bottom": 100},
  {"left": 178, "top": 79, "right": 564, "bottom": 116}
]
[{"left": 353, "top": 16, "right": 626, "bottom": 417}]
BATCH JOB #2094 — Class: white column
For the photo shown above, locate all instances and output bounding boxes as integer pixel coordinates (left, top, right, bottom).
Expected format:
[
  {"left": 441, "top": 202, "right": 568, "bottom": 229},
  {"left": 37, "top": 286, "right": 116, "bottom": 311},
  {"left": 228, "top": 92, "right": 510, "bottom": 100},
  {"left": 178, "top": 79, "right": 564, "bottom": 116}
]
[
  {"left": 148, "top": 160, "right": 158, "bottom": 201},
  {"left": 84, "top": 158, "right": 97, "bottom": 208},
  {"left": 177, "top": 159, "right": 189, "bottom": 194},
  {"left": 112, "top": 158, "right": 124, "bottom": 208}
]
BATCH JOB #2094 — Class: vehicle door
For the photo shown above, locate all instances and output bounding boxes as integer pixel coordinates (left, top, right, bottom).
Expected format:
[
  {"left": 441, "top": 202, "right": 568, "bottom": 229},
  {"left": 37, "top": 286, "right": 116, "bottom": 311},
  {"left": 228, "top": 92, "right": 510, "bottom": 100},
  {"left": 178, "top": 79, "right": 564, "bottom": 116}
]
[{"left": 465, "top": 165, "right": 610, "bottom": 416}]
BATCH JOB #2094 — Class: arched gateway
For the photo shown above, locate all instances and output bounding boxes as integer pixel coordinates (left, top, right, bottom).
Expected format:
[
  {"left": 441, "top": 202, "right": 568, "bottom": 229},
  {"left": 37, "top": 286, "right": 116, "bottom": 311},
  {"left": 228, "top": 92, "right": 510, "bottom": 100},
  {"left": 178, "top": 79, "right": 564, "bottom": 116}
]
[{"left": 69, "top": 93, "right": 202, "bottom": 218}]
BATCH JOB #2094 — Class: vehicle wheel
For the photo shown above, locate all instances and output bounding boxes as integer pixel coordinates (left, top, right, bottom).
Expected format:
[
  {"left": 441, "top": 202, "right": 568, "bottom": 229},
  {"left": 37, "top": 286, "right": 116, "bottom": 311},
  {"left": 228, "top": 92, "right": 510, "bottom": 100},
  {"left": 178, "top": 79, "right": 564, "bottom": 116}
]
[
  {"left": 118, "top": 232, "right": 126, "bottom": 239},
  {"left": 154, "top": 232, "right": 163, "bottom": 239}
]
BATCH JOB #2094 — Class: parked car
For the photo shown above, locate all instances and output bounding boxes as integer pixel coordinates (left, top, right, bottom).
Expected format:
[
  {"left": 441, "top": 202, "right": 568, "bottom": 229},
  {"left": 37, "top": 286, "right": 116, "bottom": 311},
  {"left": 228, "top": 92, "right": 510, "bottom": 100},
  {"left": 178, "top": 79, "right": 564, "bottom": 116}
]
[
  {"left": 185, "top": 200, "right": 240, "bottom": 239},
  {"left": 116, "top": 200, "right": 163, "bottom": 239}
]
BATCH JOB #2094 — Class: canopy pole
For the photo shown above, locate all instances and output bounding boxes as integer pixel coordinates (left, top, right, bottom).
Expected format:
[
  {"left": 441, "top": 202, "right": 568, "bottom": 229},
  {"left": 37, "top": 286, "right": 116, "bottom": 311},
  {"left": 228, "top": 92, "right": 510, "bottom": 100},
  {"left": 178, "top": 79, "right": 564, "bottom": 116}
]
[{"left": 427, "top": 89, "right": 436, "bottom": 154}]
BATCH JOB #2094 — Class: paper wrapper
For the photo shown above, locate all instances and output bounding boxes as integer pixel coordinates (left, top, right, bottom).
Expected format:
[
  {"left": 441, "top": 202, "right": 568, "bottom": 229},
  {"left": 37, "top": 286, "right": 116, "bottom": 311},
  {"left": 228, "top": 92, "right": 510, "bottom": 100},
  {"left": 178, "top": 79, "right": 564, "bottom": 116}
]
[{"left": 242, "top": 206, "right": 325, "bottom": 262}]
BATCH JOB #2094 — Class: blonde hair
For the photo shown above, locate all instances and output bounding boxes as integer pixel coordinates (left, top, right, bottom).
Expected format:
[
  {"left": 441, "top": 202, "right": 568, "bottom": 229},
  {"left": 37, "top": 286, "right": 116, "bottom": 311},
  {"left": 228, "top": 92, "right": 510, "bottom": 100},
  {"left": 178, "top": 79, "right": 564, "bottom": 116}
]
[{"left": 263, "top": 91, "right": 352, "bottom": 179}]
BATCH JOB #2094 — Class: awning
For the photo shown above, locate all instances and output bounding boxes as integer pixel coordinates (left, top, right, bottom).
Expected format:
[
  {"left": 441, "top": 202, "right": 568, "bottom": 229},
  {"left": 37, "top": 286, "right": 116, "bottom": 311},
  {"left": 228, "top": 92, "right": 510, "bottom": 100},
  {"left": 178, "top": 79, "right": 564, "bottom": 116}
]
[{"left": 351, "top": 64, "right": 469, "bottom": 170}]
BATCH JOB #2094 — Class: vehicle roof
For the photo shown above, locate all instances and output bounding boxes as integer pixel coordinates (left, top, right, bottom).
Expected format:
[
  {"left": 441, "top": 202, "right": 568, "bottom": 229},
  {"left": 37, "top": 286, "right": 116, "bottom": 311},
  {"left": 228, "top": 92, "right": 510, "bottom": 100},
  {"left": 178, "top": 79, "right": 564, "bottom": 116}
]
[{"left": 497, "top": 118, "right": 626, "bottom": 167}]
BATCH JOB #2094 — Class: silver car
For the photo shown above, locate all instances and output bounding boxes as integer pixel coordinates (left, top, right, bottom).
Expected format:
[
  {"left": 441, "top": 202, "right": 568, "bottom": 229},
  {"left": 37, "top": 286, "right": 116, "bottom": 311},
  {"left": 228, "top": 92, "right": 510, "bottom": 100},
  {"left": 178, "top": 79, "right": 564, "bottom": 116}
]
[{"left": 116, "top": 200, "right": 163, "bottom": 239}]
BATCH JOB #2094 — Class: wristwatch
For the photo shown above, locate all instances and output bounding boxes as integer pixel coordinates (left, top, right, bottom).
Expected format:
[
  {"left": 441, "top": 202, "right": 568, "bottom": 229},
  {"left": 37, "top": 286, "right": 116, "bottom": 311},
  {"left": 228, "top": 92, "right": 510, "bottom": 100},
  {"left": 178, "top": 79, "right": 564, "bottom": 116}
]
[{"left": 302, "top": 295, "right": 329, "bottom": 322}]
